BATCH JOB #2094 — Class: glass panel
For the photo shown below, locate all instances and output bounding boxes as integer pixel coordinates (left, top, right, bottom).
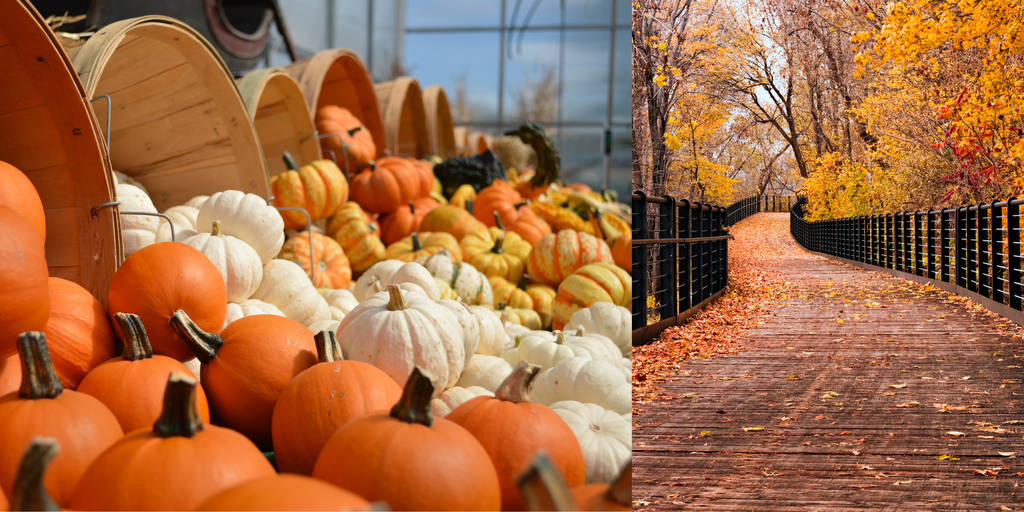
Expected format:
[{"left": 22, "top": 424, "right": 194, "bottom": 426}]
[
  {"left": 562, "top": 29, "right": 611, "bottom": 124},
  {"left": 565, "top": 0, "right": 613, "bottom": 26},
  {"left": 506, "top": 0, "right": 563, "bottom": 28},
  {"left": 614, "top": 0, "right": 630, "bottom": 26},
  {"left": 558, "top": 126, "right": 604, "bottom": 190},
  {"left": 405, "top": 32, "right": 502, "bottom": 124},
  {"left": 503, "top": 29, "right": 560, "bottom": 125},
  {"left": 407, "top": 0, "right": 502, "bottom": 29},
  {"left": 278, "top": 0, "right": 329, "bottom": 53},
  {"left": 333, "top": 0, "right": 370, "bottom": 57},
  {"left": 370, "top": 0, "right": 401, "bottom": 79},
  {"left": 611, "top": 126, "right": 631, "bottom": 199},
  {"left": 612, "top": 27, "right": 629, "bottom": 124}
]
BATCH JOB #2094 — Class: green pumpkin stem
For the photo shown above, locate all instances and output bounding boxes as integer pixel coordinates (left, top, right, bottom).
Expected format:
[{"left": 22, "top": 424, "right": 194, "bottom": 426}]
[
  {"left": 347, "top": 126, "right": 365, "bottom": 137},
  {"left": 211, "top": 220, "right": 223, "bottom": 237},
  {"left": 315, "top": 330, "right": 343, "bottom": 363},
  {"left": 494, "top": 361, "right": 540, "bottom": 404},
  {"left": 606, "top": 460, "right": 632, "bottom": 506},
  {"left": 409, "top": 201, "right": 415, "bottom": 216},
  {"left": 491, "top": 236, "right": 506, "bottom": 254},
  {"left": 390, "top": 367, "right": 434, "bottom": 427},
  {"left": 169, "top": 310, "right": 222, "bottom": 364},
  {"left": 493, "top": 211, "right": 507, "bottom": 231},
  {"left": 17, "top": 332, "right": 62, "bottom": 400},
  {"left": 466, "top": 198, "right": 474, "bottom": 215},
  {"left": 114, "top": 313, "right": 153, "bottom": 362},
  {"left": 497, "top": 301, "right": 507, "bottom": 310},
  {"left": 153, "top": 372, "right": 205, "bottom": 438},
  {"left": 10, "top": 437, "right": 61, "bottom": 512},
  {"left": 517, "top": 274, "right": 530, "bottom": 290},
  {"left": 387, "top": 284, "right": 410, "bottom": 311},
  {"left": 410, "top": 232, "right": 423, "bottom": 252},
  {"left": 514, "top": 201, "right": 530, "bottom": 209},
  {"left": 516, "top": 451, "right": 575, "bottom": 511},
  {"left": 282, "top": 151, "right": 299, "bottom": 171}
]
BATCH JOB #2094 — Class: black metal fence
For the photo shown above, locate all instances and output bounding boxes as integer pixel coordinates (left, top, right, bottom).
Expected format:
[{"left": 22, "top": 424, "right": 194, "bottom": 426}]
[
  {"left": 726, "top": 195, "right": 793, "bottom": 226},
  {"left": 791, "top": 197, "right": 1024, "bottom": 324}
]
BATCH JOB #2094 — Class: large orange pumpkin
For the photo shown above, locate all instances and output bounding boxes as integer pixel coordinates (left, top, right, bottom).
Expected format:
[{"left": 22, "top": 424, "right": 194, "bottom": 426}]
[
  {"left": 271, "top": 331, "right": 402, "bottom": 476},
  {"left": 446, "top": 362, "right": 586, "bottom": 510},
  {"left": 551, "top": 262, "right": 632, "bottom": 330},
  {"left": 385, "top": 231, "right": 463, "bottom": 262},
  {"left": 497, "top": 206, "right": 551, "bottom": 246},
  {"left": 420, "top": 204, "right": 487, "bottom": 240},
  {"left": 349, "top": 157, "right": 421, "bottom": 214},
  {"left": 0, "top": 205, "right": 49, "bottom": 360},
  {"left": 473, "top": 180, "right": 525, "bottom": 229},
  {"left": 0, "top": 355, "right": 19, "bottom": 397},
  {"left": 271, "top": 154, "right": 350, "bottom": 229},
  {"left": 316, "top": 106, "right": 377, "bottom": 173},
  {"left": 0, "top": 332, "right": 123, "bottom": 508},
  {"left": 44, "top": 278, "right": 118, "bottom": 390},
  {"left": 526, "top": 229, "right": 615, "bottom": 287},
  {"left": 313, "top": 367, "right": 501, "bottom": 511},
  {"left": 378, "top": 196, "right": 441, "bottom": 246},
  {"left": 195, "top": 474, "right": 370, "bottom": 511},
  {"left": 611, "top": 232, "right": 631, "bottom": 271},
  {"left": 0, "top": 161, "right": 45, "bottom": 243},
  {"left": 170, "top": 311, "right": 317, "bottom": 450},
  {"left": 77, "top": 313, "right": 211, "bottom": 434},
  {"left": 280, "top": 231, "right": 352, "bottom": 289},
  {"left": 70, "top": 373, "right": 275, "bottom": 511},
  {"left": 326, "top": 202, "right": 386, "bottom": 273},
  {"left": 107, "top": 243, "right": 227, "bottom": 362}
]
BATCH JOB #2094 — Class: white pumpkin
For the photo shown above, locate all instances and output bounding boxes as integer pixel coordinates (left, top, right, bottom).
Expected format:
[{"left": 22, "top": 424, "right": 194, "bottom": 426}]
[
  {"left": 250, "top": 259, "right": 332, "bottom": 328},
  {"left": 516, "top": 331, "right": 593, "bottom": 372},
  {"left": 182, "top": 221, "right": 262, "bottom": 303},
  {"left": 416, "top": 252, "right": 494, "bottom": 307},
  {"left": 355, "top": 261, "right": 440, "bottom": 301},
  {"left": 307, "top": 319, "right": 341, "bottom": 336},
  {"left": 531, "top": 357, "right": 631, "bottom": 415},
  {"left": 116, "top": 183, "right": 158, "bottom": 257},
  {"left": 322, "top": 288, "right": 358, "bottom": 321},
  {"left": 561, "top": 327, "right": 623, "bottom": 365},
  {"left": 182, "top": 357, "right": 201, "bottom": 382},
  {"left": 549, "top": 400, "right": 631, "bottom": 484},
  {"left": 113, "top": 171, "right": 149, "bottom": 196},
  {"left": 155, "top": 205, "right": 199, "bottom": 244},
  {"left": 619, "top": 357, "right": 631, "bottom": 382},
  {"left": 438, "top": 300, "right": 480, "bottom": 366},
  {"left": 430, "top": 386, "right": 493, "bottom": 418},
  {"left": 472, "top": 306, "right": 507, "bottom": 357},
  {"left": 221, "top": 299, "right": 285, "bottom": 330},
  {"left": 566, "top": 303, "right": 632, "bottom": 358},
  {"left": 455, "top": 354, "right": 513, "bottom": 392},
  {"left": 184, "top": 195, "right": 209, "bottom": 209},
  {"left": 353, "top": 260, "right": 404, "bottom": 299},
  {"left": 500, "top": 337, "right": 520, "bottom": 366},
  {"left": 338, "top": 285, "right": 465, "bottom": 398},
  {"left": 503, "top": 310, "right": 531, "bottom": 340},
  {"left": 436, "top": 278, "right": 459, "bottom": 300},
  {"left": 197, "top": 190, "right": 285, "bottom": 264}
]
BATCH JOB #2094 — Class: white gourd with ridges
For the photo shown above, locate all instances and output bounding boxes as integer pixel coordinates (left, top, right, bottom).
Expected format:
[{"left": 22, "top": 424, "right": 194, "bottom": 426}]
[
  {"left": 516, "top": 331, "right": 593, "bottom": 371},
  {"left": 113, "top": 171, "right": 149, "bottom": 196},
  {"left": 530, "top": 357, "right": 631, "bottom": 415},
  {"left": 471, "top": 305, "right": 507, "bottom": 356},
  {"left": 221, "top": 299, "right": 285, "bottom": 330},
  {"left": 155, "top": 205, "right": 199, "bottom": 244},
  {"left": 416, "top": 252, "right": 494, "bottom": 307},
  {"left": 430, "top": 386, "right": 493, "bottom": 418},
  {"left": 455, "top": 354, "right": 513, "bottom": 392},
  {"left": 322, "top": 289, "right": 358, "bottom": 321},
  {"left": 184, "top": 195, "right": 209, "bottom": 209},
  {"left": 197, "top": 190, "right": 285, "bottom": 264},
  {"left": 250, "top": 259, "right": 332, "bottom": 327},
  {"left": 117, "top": 183, "right": 158, "bottom": 257},
  {"left": 438, "top": 300, "right": 480, "bottom": 366},
  {"left": 549, "top": 400, "right": 631, "bottom": 484},
  {"left": 566, "top": 303, "right": 632, "bottom": 358},
  {"left": 355, "top": 260, "right": 440, "bottom": 301},
  {"left": 182, "top": 221, "right": 263, "bottom": 303},
  {"left": 560, "top": 327, "right": 623, "bottom": 365}
]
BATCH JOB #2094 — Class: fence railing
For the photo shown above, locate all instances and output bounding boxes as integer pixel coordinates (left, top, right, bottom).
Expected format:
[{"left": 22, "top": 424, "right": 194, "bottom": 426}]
[
  {"left": 726, "top": 195, "right": 792, "bottom": 226},
  {"left": 790, "top": 197, "right": 1024, "bottom": 325},
  {"left": 632, "top": 192, "right": 730, "bottom": 345}
]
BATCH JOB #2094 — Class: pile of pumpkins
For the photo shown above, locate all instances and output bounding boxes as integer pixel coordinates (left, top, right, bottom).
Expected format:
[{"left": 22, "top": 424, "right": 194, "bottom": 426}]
[{"left": 0, "top": 153, "right": 632, "bottom": 511}]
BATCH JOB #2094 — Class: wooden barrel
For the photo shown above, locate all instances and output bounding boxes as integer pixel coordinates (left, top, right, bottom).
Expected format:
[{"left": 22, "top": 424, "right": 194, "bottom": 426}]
[
  {"left": 0, "top": 0, "right": 119, "bottom": 303},
  {"left": 69, "top": 16, "right": 269, "bottom": 212},
  {"left": 374, "top": 77, "right": 429, "bottom": 158},
  {"left": 422, "top": 85, "right": 456, "bottom": 159},
  {"left": 236, "top": 68, "right": 321, "bottom": 178},
  {"left": 454, "top": 126, "right": 470, "bottom": 156},
  {"left": 469, "top": 131, "right": 494, "bottom": 155},
  {"left": 285, "top": 48, "right": 385, "bottom": 158}
]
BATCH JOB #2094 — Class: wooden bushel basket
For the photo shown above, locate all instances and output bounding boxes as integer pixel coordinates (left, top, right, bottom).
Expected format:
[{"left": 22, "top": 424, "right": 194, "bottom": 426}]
[
  {"left": 68, "top": 16, "right": 270, "bottom": 212},
  {"left": 422, "top": 85, "right": 457, "bottom": 159},
  {"left": 0, "top": 0, "right": 119, "bottom": 303},
  {"left": 286, "top": 48, "right": 386, "bottom": 159},
  {"left": 236, "top": 68, "right": 321, "bottom": 178},
  {"left": 374, "top": 77, "right": 429, "bottom": 158}
]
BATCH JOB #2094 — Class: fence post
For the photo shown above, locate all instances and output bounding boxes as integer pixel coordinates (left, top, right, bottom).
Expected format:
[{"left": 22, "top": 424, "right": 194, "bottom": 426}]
[
  {"left": 633, "top": 192, "right": 646, "bottom": 331},
  {"left": 1009, "top": 201, "right": 1021, "bottom": 310},
  {"left": 941, "top": 209, "right": 950, "bottom": 283},
  {"left": 678, "top": 199, "right": 692, "bottom": 312},
  {"left": 659, "top": 196, "right": 677, "bottom": 324},
  {"left": 884, "top": 214, "right": 893, "bottom": 269},
  {"left": 967, "top": 206, "right": 978, "bottom": 293},
  {"left": 926, "top": 211, "right": 936, "bottom": 280},
  {"left": 979, "top": 204, "right": 992, "bottom": 298},
  {"left": 991, "top": 202, "right": 1004, "bottom": 303},
  {"left": 956, "top": 207, "right": 967, "bottom": 288}
]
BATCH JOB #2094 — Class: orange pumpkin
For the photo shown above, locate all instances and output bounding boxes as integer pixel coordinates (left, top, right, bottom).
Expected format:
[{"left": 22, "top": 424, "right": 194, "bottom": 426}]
[
  {"left": 385, "top": 231, "right": 463, "bottom": 262},
  {"left": 611, "top": 232, "right": 631, "bottom": 271},
  {"left": 271, "top": 153, "right": 350, "bottom": 229},
  {"left": 527, "top": 229, "right": 615, "bottom": 287},
  {"left": 410, "top": 159, "right": 436, "bottom": 199},
  {"left": 350, "top": 157, "right": 421, "bottom": 214},
  {"left": 0, "top": 205, "right": 49, "bottom": 360},
  {"left": 552, "top": 262, "right": 632, "bottom": 330},
  {"left": 107, "top": 243, "right": 227, "bottom": 362},
  {"left": 0, "top": 332, "right": 123, "bottom": 508},
  {"left": 77, "top": 313, "right": 211, "bottom": 434},
  {"left": 378, "top": 196, "right": 441, "bottom": 246},
  {"left": 446, "top": 362, "right": 586, "bottom": 510},
  {"left": 473, "top": 180, "right": 525, "bottom": 229},
  {"left": 70, "top": 373, "right": 275, "bottom": 511},
  {"left": 0, "top": 355, "right": 19, "bottom": 397},
  {"left": 313, "top": 368, "right": 501, "bottom": 511},
  {"left": 501, "top": 205, "right": 551, "bottom": 246},
  {"left": 326, "top": 202, "right": 386, "bottom": 273},
  {"left": 0, "top": 161, "right": 45, "bottom": 243},
  {"left": 316, "top": 105, "right": 377, "bottom": 172},
  {"left": 271, "top": 331, "right": 402, "bottom": 476},
  {"left": 195, "top": 474, "right": 370, "bottom": 511},
  {"left": 170, "top": 311, "right": 317, "bottom": 450},
  {"left": 44, "top": 278, "right": 118, "bottom": 390},
  {"left": 570, "top": 461, "right": 631, "bottom": 511},
  {"left": 516, "top": 452, "right": 576, "bottom": 511},
  {"left": 280, "top": 231, "right": 352, "bottom": 289},
  {"left": 420, "top": 205, "right": 487, "bottom": 240}
]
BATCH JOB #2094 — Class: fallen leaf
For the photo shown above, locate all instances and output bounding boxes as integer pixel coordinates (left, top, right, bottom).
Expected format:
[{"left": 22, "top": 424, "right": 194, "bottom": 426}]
[
  {"left": 963, "top": 376, "right": 971, "bottom": 380},
  {"left": 889, "top": 383, "right": 907, "bottom": 389},
  {"left": 946, "top": 431, "right": 966, "bottom": 437},
  {"left": 979, "top": 436, "right": 996, "bottom": 439},
  {"left": 894, "top": 479, "right": 912, "bottom": 485},
  {"left": 999, "top": 451, "right": 1015, "bottom": 457},
  {"left": 742, "top": 427, "right": 764, "bottom": 431},
  {"left": 700, "top": 431, "right": 711, "bottom": 437},
  {"left": 937, "top": 454, "right": 959, "bottom": 461}
]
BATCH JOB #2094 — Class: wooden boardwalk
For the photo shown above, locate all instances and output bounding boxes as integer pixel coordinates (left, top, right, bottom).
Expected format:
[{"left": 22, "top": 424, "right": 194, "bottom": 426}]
[{"left": 633, "top": 214, "right": 1024, "bottom": 511}]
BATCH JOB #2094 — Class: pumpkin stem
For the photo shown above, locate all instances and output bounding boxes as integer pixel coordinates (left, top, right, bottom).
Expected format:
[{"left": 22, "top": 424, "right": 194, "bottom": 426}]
[
  {"left": 494, "top": 360, "right": 541, "bottom": 404},
  {"left": 370, "top": 279, "right": 386, "bottom": 295},
  {"left": 389, "top": 366, "right": 434, "bottom": 427},
  {"left": 493, "top": 211, "right": 507, "bottom": 231},
  {"left": 114, "top": 313, "right": 153, "bottom": 362},
  {"left": 410, "top": 232, "right": 423, "bottom": 252},
  {"left": 514, "top": 201, "right": 530, "bottom": 209},
  {"left": 10, "top": 437, "right": 61, "bottom": 512},
  {"left": 367, "top": 222, "right": 378, "bottom": 234},
  {"left": 500, "top": 311, "right": 509, "bottom": 325},
  {"left": 497, "top": 301, "right": 507, "bottom": 310},
  {"left": 605, "top": 460, "right": 632, "bottom": 506},
  {"left": 387, "top": 284, "right": 410, "bottom": 311},
  {"left": 517, "top": 274, "right": 530, "bottom": 290},
  {"left": 282, "top": 151, "right": 300, "bottom": 171},
  {"left": 347, "top": 126, "right": 365, "bottom": 137},
  {"left": 153, "top": 372, "right": 205, "bottom": 438},
  {"left": 315, "top": 330, "right": 343, "bottom": 363},
  {"left": 466, "top": 198, "right": 474, "bottom": 214},
  {"left": 409, "top": 201, "right": 415, "bottom": 216},
  {"left": 516, "top": 451, "right": 574, "bottom": 512},
  {"left": 513, "top": 334, "right": 523, "bottom": 348},
  {"left": 211, "top": 220, "right": 223, "bottom": 237},
  {"left": 17, "top": 332, "right": 62, "bottom": 400},
  {"left": 490, "top": 236, "right": 505, "bottom": 254},
  {"left": 169, "top": 310, "right": 223, "bottom": 364},
  {"left": 575, "top": 325, "right": 587, "bottom": 337},
  {"left": 554, "top": 332, "right": 566, "bottom": 345}
]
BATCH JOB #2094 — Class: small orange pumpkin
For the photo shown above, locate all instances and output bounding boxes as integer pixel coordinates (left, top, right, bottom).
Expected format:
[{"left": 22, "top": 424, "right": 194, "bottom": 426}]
[
  {"left": 195, "top": 474, "right": 370, "bottom": 511},
  {"left": 498, "top": 205, "right": 551, "bottom": 246},
  {"left": 271, "top": 153, "right": 350, "bottom": 229},
  {"left": 350, "top": 157, "right": 421, "bottom": 214},
  {"left": 385, "top": 231, "right": 463, "bottom": 262},
  {"left": 611, "top": 232, "right": 631, "bottom": 271},
  {"left": 43, "top": 278, "right": 118, "bottom": 390},
  {"left": 410, "top": 159, "right": 436, "bottom": 199},
  {"left": 551, "top": 262, "right": 631, "bottom": 330},
  {"left": 326, "top": 201, "right": 386, "bottom": 273},
  {"left": 473, "top": 180, "right": 525, "bottom": 229},
  {"left": 280, "top": 231, "right": 353, "bottom": 289},
  {"left": 0, "top": 160, "right": 45, "bottom": 243},
  {"left": 0, "top": 205, "right": 49, "bottom": 360},
  {"left": 316, "top": 105, "right": 377, "bottom": 172},
  {"left": 570, "top": 461, "right": 632, "bottom": 511},
  {"left": 378, "top": 197, "right": 441, "bottom": 246},
  {"left": 526, "top": 229, "right": 615, "bottom": 287}
]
